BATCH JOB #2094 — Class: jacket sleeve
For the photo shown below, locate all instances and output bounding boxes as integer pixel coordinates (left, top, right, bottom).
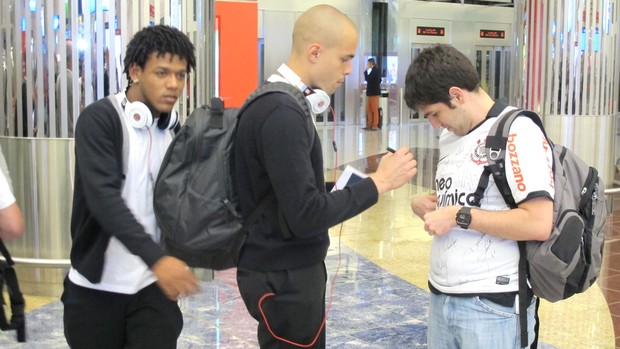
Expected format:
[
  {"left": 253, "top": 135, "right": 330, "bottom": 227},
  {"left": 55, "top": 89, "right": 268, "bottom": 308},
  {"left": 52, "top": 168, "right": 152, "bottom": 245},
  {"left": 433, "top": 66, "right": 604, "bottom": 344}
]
[
  {"left": 260, "top": 102, "right": 378, "bottom": 238},
  {"left": 73, "top": 101, "right": 165, "bottom": 268}
]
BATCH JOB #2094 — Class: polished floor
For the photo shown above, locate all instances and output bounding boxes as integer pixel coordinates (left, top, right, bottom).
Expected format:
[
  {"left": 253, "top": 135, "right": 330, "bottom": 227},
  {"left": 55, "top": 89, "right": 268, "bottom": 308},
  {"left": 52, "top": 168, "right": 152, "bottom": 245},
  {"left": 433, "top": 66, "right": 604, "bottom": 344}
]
[{"left": 0, "top": 123, "right": 617, "bottom": 348}]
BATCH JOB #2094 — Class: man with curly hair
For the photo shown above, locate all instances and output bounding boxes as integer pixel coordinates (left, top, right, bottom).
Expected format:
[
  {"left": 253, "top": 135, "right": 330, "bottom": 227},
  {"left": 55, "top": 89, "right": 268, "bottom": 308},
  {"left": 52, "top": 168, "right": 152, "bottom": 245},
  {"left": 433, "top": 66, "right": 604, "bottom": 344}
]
[{"left": 62, "top": 25, "right": 199, "bottom": 348}]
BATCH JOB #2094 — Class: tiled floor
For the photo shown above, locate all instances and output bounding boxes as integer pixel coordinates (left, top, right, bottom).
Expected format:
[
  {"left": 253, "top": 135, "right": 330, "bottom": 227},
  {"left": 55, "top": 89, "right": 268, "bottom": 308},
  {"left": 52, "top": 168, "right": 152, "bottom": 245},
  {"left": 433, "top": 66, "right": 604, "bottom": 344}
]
[
  {"left": 599, "top": 198, "right": 620, "bottom": 348},
  {"left": 0, "top": 123, "right": 616, "bottom": 348}
]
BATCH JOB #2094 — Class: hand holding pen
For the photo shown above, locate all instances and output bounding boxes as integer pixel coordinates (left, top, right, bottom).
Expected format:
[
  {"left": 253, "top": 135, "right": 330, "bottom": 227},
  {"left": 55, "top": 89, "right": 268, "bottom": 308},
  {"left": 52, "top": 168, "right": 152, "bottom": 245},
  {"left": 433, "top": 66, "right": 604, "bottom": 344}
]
[{"left": 369, "top": 146, "right": 417, "bottom": 194}]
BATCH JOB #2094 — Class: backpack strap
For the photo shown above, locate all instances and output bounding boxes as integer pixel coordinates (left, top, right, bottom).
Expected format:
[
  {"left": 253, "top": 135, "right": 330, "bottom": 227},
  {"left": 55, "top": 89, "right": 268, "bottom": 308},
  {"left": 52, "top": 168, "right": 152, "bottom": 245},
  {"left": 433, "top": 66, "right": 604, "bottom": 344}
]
[
  {"left": 240, "top": 81, "right": 314, "bottom": 142},
  {"left": 471, "top": 108, "right": 548, "bottom": 207},
  {"left": 0, "top": 240, "right": 26, "bottom": 342},
  {"left": 207, "top": 97, "right": 225, "bottom": 128},
  {"left": 473, "top": 107, "right": 549, "bottom": 348},
  {"left": 235, "top": 81, "right": 316, "bottom": 240},
  {"left": 517, "top": 241, "right": 529, "bottom": 348},
  {"left": 207, "top": 81, "right": 315, "bottom": 163}
]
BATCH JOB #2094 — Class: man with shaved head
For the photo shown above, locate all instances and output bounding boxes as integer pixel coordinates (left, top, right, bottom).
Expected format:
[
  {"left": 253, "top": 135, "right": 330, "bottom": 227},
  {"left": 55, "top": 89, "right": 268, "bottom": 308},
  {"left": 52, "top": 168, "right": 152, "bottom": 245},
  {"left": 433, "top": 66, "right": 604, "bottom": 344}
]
[{"left": 234, "top": 4, "right": 417, "bottom": 348}]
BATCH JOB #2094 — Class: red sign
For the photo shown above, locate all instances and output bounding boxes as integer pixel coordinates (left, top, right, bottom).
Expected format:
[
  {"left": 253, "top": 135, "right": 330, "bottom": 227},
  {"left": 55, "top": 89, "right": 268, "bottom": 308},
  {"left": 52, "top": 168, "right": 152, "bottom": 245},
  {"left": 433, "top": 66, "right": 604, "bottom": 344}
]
[
  {"left": 480, "top": 30, "right": 505, "bottom": 39},
  {"left": 417, "top": 26, "right": 445, "bottom": 37}
]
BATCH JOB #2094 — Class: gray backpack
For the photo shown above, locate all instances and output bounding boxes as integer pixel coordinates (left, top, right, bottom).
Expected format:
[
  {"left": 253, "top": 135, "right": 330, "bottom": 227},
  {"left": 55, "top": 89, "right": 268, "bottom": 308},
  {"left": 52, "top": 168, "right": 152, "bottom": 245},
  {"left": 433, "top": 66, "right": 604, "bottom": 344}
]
[
  {"left": 153, "top": 82, "right": 313, "bottom": 270},
  {"left": 471, "top": 108, "right": 607, "bottom": 347}
]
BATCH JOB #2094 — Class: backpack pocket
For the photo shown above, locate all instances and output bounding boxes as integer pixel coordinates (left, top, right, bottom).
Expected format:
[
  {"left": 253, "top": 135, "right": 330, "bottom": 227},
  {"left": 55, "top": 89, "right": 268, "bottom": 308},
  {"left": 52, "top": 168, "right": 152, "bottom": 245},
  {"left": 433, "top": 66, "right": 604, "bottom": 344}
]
[
  {"left": 527, "top": 211, "right": 586, "bottom": 301},
  {"left": 580, "top": 174, "right": 607, "bottom": 289},
  {"left": 550, "top": 210, "right": 584, "bottom": 264}
]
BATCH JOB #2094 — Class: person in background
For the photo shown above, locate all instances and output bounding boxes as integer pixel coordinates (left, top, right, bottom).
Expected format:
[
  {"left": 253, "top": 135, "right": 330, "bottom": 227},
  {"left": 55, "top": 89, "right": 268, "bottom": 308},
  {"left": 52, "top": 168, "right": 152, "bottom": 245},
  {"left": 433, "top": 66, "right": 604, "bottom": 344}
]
[
  {"left": 234, "top": 5, "right": 418, "bottom": 348},
  {"left": 406, "top": 44, "right": 554, "bottom": 348},
  {"left": 55, "top": 39, "right": 76, "bottom": 137},
  {"left": 62, "top": 25, "right": 200, "bottom": 349},
  {"left": 363, "top": 57, "right": 381, "bottom": 130},
  {"left": 15, "top": 52, "right": 30, "bottom": 137}
]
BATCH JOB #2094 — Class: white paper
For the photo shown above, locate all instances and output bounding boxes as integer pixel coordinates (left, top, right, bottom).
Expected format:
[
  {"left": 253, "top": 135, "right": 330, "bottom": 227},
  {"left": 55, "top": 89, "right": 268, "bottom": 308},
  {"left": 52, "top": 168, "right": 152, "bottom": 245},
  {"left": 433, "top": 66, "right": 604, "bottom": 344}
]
[{"left": 330, "top": 165, "right": 368, "bottom": 192}]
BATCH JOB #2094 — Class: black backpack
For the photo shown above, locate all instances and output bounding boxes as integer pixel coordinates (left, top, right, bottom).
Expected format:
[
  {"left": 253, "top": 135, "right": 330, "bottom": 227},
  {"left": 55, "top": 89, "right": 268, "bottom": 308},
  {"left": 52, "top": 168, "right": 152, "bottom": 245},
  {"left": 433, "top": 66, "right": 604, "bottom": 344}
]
[
  {"left": 153, "top": 82, "right": 313, "bottom": 270},
  {"left": 0, "top": 240, "right": 26, "bottom": 342},
  {"left": 471, "top": 108, "right": 607, "bottom": 347}
]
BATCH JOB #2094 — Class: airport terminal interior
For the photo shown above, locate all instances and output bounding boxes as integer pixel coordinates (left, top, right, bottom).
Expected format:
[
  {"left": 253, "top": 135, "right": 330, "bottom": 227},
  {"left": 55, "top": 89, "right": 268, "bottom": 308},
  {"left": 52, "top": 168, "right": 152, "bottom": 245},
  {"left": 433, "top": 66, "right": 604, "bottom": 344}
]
[
  {"left": 1, "top": 0, "right": 619, "bottom": 348},
  {"left": 0, "top": 124, "right": 618, "bottom": 348}
]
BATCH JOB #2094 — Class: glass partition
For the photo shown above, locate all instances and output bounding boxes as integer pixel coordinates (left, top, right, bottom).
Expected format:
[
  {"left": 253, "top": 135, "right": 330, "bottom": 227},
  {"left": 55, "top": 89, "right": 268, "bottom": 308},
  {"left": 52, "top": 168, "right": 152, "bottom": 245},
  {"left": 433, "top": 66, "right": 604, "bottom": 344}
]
[
  {"left": 0, "top": 0, "right": 214, "bottom": 296},
  {"left": 0, "top": 0, "right": 208, "bottom": 139}
]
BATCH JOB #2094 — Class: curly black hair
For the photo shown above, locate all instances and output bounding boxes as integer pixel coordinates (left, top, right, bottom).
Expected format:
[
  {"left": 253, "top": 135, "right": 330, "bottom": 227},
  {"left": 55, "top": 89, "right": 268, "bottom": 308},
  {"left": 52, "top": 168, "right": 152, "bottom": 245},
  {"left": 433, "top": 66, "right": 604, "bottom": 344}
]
[{"left": 123, "top": 25, "right": 196, "bottom": 83}]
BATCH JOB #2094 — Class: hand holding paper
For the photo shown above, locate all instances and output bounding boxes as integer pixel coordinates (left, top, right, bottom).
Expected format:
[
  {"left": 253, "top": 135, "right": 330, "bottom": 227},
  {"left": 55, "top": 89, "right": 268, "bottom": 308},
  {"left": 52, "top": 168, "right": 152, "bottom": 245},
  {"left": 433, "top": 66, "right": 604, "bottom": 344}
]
[{"left": 330, "top": 165, "right": 368, "bottom": 192}]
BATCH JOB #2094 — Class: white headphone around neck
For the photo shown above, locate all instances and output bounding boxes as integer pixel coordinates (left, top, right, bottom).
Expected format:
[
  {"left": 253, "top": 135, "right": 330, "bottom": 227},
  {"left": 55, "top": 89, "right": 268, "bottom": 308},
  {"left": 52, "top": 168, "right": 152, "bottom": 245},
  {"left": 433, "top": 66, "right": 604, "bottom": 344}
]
[
  {"left": 122, "top": 99, "right": 178, "bottom": 130},
  {"left": 276, "top": 64, "right": 331, "bottom": 114}
]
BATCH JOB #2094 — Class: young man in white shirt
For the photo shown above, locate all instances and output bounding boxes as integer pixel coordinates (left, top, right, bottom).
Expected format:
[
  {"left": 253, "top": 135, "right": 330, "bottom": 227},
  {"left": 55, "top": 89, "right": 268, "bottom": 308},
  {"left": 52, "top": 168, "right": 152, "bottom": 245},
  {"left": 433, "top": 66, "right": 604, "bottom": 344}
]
[
  {"left": 406, "top": 44, "right": 554, "bottom": 348},
  {"left": 62, "top": 25, "right": 200, "bottom": 349}
]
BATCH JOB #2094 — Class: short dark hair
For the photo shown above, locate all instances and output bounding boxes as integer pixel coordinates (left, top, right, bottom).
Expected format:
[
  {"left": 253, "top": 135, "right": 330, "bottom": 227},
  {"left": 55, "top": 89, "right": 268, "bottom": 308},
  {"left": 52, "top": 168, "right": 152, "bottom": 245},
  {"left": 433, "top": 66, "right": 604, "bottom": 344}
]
[
  {"left": 368, "top": 58, "right": 376, "bottom": 65},
  {"left": 404, "top": 44, "right": 480, "bottom": 110},
  {"left": 123, "top": 25, "right": 196, "bottom": 82}
]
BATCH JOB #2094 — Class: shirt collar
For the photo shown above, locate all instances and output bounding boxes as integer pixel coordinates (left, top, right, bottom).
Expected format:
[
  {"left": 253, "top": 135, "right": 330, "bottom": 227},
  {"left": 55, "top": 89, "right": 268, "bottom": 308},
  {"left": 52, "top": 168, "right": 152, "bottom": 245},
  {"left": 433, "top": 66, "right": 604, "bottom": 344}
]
[{"left": 485, "top": 99, "right": 509, "bottom": 119}]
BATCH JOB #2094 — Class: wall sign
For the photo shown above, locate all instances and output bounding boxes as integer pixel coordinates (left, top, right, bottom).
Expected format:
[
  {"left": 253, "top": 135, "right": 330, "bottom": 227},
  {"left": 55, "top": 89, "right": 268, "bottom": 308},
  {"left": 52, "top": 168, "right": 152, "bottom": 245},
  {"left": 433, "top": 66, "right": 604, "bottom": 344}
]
[
  {"left": 480, "top": 29, "right": 505, "bottom": 39},
  {"left": 417, "top": 26, "right": 445, "bottom": 36}
]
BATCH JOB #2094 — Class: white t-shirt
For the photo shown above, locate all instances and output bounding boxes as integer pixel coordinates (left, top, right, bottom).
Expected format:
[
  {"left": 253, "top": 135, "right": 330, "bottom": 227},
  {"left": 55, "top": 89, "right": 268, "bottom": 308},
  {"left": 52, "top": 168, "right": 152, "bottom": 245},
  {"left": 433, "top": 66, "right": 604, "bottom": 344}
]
[
  {"left": 430, "top": 106, "right": 554, "bottom": 294},
  {"left": 0, "top": 169, "right": 16, "bottom": 210},
  {"left": 69, "top": 93, "right": 172, "bottom": 294}
]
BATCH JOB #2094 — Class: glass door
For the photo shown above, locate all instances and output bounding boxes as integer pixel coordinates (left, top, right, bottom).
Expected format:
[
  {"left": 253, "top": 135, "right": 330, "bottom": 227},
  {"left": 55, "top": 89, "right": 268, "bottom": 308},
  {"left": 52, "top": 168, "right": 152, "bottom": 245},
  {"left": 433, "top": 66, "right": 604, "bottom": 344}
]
[
  {"left": 402, "top": 44, "right": 433, "bottom": 123},
  {"left": 475, "top": 46, "right": 511, "bottom": 102}
]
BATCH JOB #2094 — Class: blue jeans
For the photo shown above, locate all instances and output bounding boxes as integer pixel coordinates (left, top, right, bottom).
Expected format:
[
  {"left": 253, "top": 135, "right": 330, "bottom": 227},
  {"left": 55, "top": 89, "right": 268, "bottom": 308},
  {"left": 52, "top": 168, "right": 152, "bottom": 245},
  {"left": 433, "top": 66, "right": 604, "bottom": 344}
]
[{"left": 428, "top": 292, "right": 536, "bottom": 349}]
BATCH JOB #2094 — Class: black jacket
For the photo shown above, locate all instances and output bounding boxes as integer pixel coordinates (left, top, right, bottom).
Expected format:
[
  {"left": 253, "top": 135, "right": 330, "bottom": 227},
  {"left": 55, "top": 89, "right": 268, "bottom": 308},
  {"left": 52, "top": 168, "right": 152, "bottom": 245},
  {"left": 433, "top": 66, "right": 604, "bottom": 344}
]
[
  {"left": 364, "top": 67, "right": 382, "bottom": 96},
  {"left": 70, "top": 98, "right": 165, "bottom": 283},
  {"left": 234, "top": 92, "right": 379, "bottom": 272}
]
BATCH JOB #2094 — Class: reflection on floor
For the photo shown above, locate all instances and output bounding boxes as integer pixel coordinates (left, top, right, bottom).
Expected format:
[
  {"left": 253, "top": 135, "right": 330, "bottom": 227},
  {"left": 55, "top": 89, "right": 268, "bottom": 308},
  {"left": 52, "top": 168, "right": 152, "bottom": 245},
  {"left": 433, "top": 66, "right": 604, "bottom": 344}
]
[
  {"left": 0, "top": 242, "right": 561, "bottom": 349},
  {"left": 337, "top": 154, "right": 615, "bottom": 349},
  {"left": 0, "top": 244, "right": 434, "bottom": 349},
  {"left": 0, "top": 123, "right": 616, "bottom": 348},
  {"left": 600, "top": 204, "right": 620, "bottom": 349}
]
